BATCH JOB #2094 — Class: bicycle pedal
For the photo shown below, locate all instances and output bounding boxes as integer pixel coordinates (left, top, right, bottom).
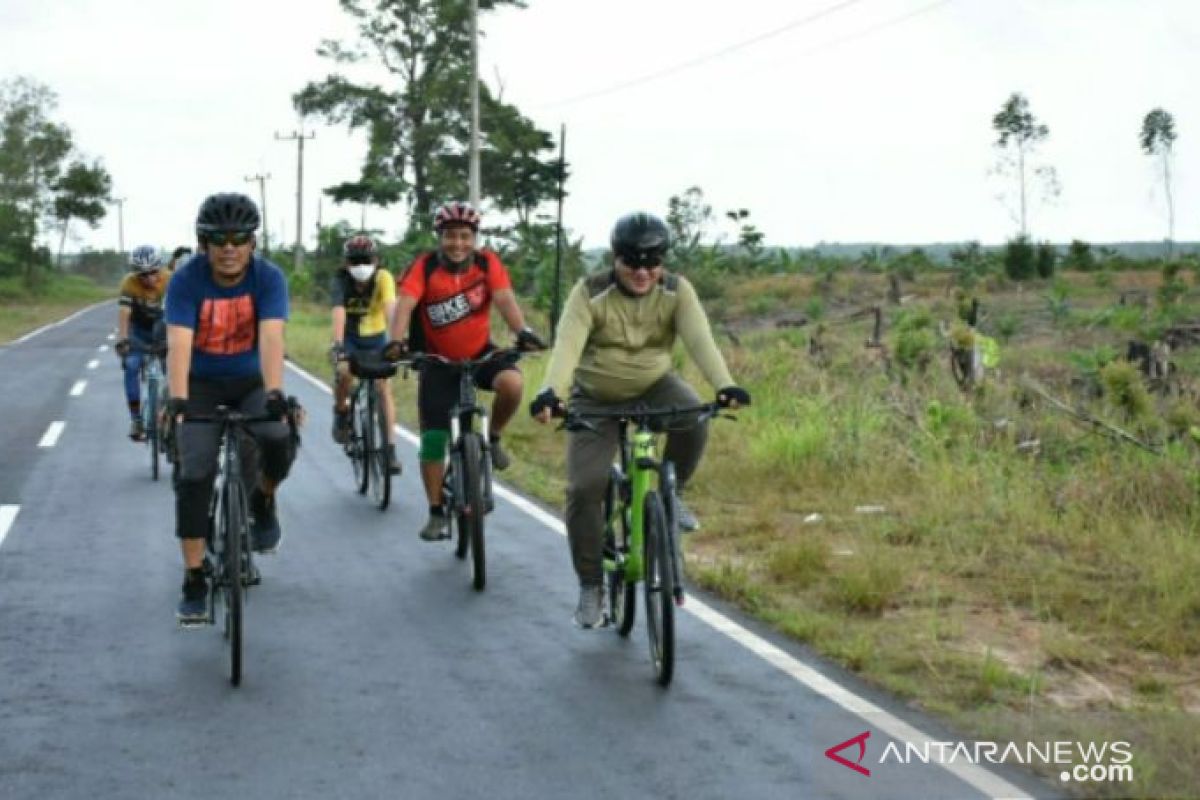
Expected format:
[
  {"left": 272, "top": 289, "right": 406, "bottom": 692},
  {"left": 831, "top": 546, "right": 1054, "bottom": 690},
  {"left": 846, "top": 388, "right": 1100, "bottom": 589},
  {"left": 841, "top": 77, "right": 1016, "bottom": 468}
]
[{"left": 176, "top": 616, "right": 208, "bottom": 629}]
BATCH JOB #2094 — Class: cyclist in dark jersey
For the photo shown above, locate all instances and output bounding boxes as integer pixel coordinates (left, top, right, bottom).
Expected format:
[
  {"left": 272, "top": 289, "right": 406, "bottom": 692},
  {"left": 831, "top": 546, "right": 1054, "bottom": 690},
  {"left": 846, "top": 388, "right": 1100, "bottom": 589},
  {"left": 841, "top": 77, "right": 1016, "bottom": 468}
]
[{"left": 165, "top": 192, "right": 296, "bottom": 624}]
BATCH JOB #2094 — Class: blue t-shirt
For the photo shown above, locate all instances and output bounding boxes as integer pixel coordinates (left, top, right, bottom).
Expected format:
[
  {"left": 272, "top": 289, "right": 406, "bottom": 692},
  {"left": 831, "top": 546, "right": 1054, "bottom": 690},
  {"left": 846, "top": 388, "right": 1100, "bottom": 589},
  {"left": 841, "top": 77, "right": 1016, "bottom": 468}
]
[{"left": 165, "top": 254, "right": 289, "bottom": 380}]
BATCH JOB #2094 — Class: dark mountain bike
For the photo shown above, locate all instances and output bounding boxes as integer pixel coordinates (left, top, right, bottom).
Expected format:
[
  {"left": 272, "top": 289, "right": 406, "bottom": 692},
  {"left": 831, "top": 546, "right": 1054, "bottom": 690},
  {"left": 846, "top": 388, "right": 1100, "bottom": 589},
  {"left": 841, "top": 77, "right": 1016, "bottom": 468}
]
[
  {"left": 341, "top": 351, "right": 397, "bottom": 510},
  {"left": 404, "top": 348, "right": 526, "bottom": 591},
  {"left": 132, "top": 339, "right": 168, "bottom": 481},
  {"left": 563, "top": 402, "right": 727, "bottom": 687},
  {"left": 185, "top": 400, "right": 299, "bottom": 687}
]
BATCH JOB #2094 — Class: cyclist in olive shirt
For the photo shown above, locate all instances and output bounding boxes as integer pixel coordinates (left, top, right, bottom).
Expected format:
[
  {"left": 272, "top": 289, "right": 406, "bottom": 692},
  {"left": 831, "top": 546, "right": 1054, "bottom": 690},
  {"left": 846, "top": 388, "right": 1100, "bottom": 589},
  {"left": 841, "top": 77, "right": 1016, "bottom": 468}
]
[{"left": 530, "top": 212, "right": 750, "bottom": 628}]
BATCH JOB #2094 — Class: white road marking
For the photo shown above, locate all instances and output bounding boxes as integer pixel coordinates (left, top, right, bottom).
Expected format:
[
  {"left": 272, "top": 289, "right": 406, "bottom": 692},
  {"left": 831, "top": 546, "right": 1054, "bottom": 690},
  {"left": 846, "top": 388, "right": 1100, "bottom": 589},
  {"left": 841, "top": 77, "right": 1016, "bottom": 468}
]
[
  {"left": 0, "top": 505, "right": 18, "bottom": 549},
  {"left": 12, "top": 301, "right": 109, "bottom": 344},
  {"left": 98, "top": 344, "right": 109, "bottom": 353},
  {"left": 86, "top": 359, "right": 99, "bottom": 370},
  {"left": 70, "top": 380, "right": 87, "bottom": 397},
  {"left": 107, "top": 333, "right": 115, "bottom": 341},
  {"left": 38, "top": 422, "right": 65, "bottom": 448},
  {"left": 283, "top": 360, "right": 1029, "bottom": 799}
]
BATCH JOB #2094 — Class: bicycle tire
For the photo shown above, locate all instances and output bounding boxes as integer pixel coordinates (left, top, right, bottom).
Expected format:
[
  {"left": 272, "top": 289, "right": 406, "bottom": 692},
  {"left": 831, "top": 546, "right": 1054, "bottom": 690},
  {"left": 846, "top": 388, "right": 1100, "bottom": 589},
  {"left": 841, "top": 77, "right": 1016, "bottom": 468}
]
[
  {"left": 224, "top": 476, "right": 246, "bottom": 687},
  {"left": 643, "top": 490, "right": 674, "bottom": 687},
  {"left": 461, "top": 433, "right": 487, "bottom": 591},
  {"left": 147, "top": 373, "right": 159, "bottom": 481},
  {"left": 368, "top": 383, "right": 391, "bottom": 510},
  {"left": 350, "top": 390, "right": 369, "bottom": 494},
  {"left": 604, "top": 469, "right": 635, "bottom": 636}
]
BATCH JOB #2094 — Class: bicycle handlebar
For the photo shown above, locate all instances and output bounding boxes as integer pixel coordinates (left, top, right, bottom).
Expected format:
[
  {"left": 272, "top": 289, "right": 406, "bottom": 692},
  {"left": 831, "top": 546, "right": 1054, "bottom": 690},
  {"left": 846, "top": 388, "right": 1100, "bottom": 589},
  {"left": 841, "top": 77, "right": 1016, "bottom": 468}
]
[
  {"left": 399, "top": 347, "right": 528, "bottom": 371},
  {"left": 561, "top": 402, "right": 730, "bottom": 433}
]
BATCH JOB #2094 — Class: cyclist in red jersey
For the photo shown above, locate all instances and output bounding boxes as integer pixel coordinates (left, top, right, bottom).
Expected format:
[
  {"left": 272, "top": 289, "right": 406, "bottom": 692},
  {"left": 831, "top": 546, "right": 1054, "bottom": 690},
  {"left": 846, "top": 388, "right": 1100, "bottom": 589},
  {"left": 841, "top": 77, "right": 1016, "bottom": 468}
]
[{"left": 385, "top": 201, "right": 545, "bottom": 541}]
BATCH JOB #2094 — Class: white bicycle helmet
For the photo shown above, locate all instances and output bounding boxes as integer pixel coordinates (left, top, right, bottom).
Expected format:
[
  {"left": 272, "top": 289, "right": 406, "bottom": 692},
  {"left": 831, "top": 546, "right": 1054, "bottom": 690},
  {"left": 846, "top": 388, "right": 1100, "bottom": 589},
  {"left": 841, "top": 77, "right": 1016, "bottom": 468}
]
[{"left": 129, "top": 245, "right": 162, "bottom": 273}]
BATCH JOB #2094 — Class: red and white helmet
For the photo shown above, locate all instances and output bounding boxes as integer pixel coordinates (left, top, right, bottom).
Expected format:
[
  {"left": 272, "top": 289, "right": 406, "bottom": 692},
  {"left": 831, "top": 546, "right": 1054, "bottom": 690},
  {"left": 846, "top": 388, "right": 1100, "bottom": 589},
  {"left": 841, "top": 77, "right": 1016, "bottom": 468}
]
[{"left": 433, "top": 201, "right": 481, "bottom": 233}]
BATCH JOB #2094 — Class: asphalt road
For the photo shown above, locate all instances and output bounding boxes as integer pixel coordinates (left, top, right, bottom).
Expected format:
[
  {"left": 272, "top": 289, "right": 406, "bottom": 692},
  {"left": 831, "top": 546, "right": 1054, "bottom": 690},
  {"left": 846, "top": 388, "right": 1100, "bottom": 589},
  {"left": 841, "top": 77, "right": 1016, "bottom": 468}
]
[{"left": 0, "top": 303, "right": 1057, "bottom": 800}]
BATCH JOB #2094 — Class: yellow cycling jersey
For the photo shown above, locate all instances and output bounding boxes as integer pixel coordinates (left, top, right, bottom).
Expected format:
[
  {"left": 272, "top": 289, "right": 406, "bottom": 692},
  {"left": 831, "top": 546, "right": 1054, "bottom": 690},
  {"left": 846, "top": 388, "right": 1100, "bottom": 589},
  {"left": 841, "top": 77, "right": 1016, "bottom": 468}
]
[
  {"left": 331, "top": 267, "right": 396, "bottom": 338},
  {"left": 118, "top": 270, "right": 172, "bottom": 330}
]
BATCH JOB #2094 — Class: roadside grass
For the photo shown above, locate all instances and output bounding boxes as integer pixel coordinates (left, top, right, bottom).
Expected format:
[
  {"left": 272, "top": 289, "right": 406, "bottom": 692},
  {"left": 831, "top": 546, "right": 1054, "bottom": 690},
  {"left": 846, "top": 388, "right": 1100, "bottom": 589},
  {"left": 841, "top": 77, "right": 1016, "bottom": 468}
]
[
  {"left": 0, "top": 275, "right": 111, "bottom": 343},
  {"left": 286, "top": 269, "right": 1200, "bottom": 797}
]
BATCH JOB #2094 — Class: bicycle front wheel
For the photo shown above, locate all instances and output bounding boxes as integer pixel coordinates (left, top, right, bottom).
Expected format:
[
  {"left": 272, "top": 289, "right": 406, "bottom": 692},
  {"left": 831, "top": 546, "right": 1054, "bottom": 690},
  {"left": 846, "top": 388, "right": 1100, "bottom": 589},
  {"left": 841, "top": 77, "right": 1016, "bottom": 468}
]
[
  {"left": 461, "top": 433, "right": 486, "bottom": 591},
  {"left": 643, "top": 490, "right": 675, "bottom": 687},
  {"left": 223, "top": 477, "right": 246, "bottom": 687},
  {"left": 146, "top": 380, "right": 160, "bottom": 481},
  {"left": 604, "top": 468, "right": 635, "bottom": 636},
  {"left": 368, "top": 384, "right": 391, "bottom": 510},
  {"left": 350, "top": 391, "right": 369, "bottom": 495}
]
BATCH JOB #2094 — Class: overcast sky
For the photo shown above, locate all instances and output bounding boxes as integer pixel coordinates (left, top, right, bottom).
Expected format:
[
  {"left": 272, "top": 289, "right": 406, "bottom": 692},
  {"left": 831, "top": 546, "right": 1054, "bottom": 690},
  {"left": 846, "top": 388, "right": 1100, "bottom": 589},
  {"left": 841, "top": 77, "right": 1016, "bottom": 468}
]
[{"left": 2, "top": 0, "right": 1196, "bottom": 254}]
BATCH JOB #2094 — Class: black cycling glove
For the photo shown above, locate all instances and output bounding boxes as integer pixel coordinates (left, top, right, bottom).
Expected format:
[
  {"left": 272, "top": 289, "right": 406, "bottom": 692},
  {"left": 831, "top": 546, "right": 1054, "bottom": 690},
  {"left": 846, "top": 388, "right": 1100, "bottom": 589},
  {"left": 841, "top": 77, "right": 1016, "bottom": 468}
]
[
  {"left": 114, "top": 339, "right": 131, "bottom": 358},
  {"left": 265, "top": 389, "right": 290, "bottom": 419},
  {"left": 529, "top": 388, "right": 564, "bottom": 418},
  {"left": 382, "top": 339, "right": 409, "bottom": 362},
  {"left": 166, "top": 396, "right": 188, "bottom": 420},
  {"left": 516, "top": 327, "right": 548, "bottom": 352},
  {"left": 717, "top": 386, "right": 752, "bottom": 408}
]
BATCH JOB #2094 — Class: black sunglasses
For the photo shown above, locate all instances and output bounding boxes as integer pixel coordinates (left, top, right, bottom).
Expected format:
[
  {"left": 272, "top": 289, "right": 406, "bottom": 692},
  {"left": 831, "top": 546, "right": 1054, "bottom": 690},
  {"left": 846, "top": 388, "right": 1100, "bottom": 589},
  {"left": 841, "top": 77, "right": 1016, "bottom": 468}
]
[
  {"left": 346, "top": 254, "right": 375, "bottom": 266},
  {"left": 205, "top": 231, "right": 254, "bottom": 248},
  {"left": 620, "top": 258, "right": 663, "bottom": 273}
]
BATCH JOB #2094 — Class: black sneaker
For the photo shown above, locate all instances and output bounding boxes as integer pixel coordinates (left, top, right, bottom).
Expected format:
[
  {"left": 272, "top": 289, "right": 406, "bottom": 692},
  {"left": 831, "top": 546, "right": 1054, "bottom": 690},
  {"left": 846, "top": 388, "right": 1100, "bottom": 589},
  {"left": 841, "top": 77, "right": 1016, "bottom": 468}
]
[
  {"left": 176, "top": 567, "right": 208, "bottom": 625},
  {"left": 249, "top": 489, "right": 282, "bottom": 554},
  {"left": 332, "top": 407, "right": 351, "bottom": 445},
  {"left": 387, "top": 444, "right": 402, "bottom": 476},
  {"left": 489, "top": 436, "right": 511, "bottom": 471},
  {"left": 129, "top": 418, "right": 146, "bottom": 442}
]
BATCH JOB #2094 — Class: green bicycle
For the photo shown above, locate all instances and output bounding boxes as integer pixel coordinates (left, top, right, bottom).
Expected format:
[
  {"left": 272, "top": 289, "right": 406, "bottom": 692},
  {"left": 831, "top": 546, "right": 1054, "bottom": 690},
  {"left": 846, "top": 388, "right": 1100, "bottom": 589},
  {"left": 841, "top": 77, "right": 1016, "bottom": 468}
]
[{"left": 564, "top": 402, "right": 726, "bottom": 687}]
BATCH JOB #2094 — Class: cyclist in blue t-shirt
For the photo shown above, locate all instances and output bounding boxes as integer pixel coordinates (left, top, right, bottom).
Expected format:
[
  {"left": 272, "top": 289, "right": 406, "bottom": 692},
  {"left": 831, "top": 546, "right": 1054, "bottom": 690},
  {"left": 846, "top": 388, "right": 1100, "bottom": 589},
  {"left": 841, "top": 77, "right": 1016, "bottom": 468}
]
[{"left": 165, "top": 192, "right": 296, "bottom": 624}]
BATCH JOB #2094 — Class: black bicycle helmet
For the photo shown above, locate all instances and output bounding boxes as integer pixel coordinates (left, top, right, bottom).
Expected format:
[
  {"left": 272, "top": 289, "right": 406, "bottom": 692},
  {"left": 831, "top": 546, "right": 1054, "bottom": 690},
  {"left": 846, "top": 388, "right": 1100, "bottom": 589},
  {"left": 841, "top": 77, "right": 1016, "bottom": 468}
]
[
  {"left": 342, "top": 234, "right": 378, "bottom": 260},
  {"left": 610, "top": 212, "right": 670, "bottom": 267},
  {"left": 195, "top": 192, "right": 261, "bottom": 237}
]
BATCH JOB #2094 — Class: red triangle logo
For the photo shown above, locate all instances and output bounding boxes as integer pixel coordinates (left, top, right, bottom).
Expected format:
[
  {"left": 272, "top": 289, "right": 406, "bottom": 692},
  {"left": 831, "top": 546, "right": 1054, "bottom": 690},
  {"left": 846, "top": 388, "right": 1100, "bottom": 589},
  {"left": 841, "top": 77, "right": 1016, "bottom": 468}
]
[{"left": 825, "top": 731, "right": 871, "bottom": 776}]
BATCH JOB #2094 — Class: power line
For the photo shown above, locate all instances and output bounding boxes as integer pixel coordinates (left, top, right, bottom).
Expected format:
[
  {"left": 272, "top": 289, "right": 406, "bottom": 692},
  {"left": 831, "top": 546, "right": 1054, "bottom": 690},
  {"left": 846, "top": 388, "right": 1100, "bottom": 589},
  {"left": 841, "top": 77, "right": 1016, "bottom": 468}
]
[
  {"left": 543, "top": 0, "right": 954, "bottom": 109},
  {"left": 543, "top": 0, "right": 874, "bottom": 108}
]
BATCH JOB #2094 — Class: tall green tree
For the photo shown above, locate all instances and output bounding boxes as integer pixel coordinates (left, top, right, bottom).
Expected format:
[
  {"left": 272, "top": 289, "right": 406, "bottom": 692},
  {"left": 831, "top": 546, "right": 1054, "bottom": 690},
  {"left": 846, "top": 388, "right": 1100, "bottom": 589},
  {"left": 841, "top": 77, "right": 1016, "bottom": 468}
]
[
  {"left": 295, "top": 0, "right": 559, "bottom": 230},
  {"left": 992, "top": 92, "right": 1057, "bottom": 238},
  {"left": 0, "top": 77, "right": 111, "bottom": 282},
  {"left": 1140, "top": 107, "right": 1178, "bottom": 256},
  {"left": 666, "top": 186, "right": 713, "bottom": 263},
  {"left": 51, "top": 160, "right": 112, "bottom": 266}
]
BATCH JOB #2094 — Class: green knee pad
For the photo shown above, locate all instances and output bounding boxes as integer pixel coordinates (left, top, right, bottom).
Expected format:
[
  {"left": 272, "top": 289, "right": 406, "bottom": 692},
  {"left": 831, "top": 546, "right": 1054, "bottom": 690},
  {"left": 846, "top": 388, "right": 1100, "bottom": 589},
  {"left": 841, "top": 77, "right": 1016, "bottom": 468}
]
[{"left": 419, "top": 429, "right": 449, "bottom": 462}]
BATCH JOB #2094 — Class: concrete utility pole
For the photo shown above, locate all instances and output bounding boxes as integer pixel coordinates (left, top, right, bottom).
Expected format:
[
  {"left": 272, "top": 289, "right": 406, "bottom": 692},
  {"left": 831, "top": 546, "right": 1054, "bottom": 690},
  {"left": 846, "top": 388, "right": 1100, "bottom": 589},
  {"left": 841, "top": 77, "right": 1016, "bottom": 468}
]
[
  {"left": 468, "top": 0, "right": 481, "bottom": 207},
  {"left": 243, "top": 173, "right": 271, "bottom": 255},
  {"left": 275, "top": 126, "right": 315, "bottom": 272},
  {"left": 112, "top": 197, "right": 126, "bottom": 254}
]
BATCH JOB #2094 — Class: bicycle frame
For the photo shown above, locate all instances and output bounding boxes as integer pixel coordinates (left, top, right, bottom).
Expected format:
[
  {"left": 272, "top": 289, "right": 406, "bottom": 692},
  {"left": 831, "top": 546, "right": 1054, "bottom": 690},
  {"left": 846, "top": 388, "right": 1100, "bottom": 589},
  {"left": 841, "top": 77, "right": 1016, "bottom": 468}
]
[{"left": 605, "top": 425, "right": 658, "bottom": 586}]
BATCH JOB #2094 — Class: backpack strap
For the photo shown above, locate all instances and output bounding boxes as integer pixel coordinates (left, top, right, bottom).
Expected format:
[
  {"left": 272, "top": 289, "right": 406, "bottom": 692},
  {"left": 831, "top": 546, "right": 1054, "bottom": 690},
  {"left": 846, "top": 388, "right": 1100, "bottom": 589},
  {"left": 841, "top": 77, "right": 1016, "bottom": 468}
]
[{"left": 585, "top": 270, "right": 615, "bottom": 299}]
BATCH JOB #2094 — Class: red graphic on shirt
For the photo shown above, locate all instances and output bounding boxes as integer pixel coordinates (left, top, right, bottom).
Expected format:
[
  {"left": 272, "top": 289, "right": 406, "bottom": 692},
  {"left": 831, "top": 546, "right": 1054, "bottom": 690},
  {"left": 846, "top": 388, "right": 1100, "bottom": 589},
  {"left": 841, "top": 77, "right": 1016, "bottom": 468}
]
[{"left": 196, "top": 295, "right": 256, "bottom": 356}]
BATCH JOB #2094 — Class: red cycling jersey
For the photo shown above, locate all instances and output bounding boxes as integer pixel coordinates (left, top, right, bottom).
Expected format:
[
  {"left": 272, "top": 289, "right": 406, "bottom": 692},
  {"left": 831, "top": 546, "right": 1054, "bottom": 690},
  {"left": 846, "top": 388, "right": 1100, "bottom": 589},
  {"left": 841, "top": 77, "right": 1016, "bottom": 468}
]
[{"left": 397, "top": 250, "right": 512, "bottom": 360}]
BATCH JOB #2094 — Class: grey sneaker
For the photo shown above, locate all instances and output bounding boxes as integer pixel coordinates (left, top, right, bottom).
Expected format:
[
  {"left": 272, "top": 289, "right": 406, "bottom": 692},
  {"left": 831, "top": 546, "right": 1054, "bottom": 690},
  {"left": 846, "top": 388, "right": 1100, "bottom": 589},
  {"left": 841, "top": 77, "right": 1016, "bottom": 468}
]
[
  {"left": 129, "top": 418, "right": 146, "bottom": 441},
  {"left": 573, "top": 584, "right": 606, "bottom": 629},
  {"left": 419, "top": 513, "right": 450, "bottom": 542},
  {"left": 675, "top": 498, "right": 700, "bottom": 533},
  {"left": 176, "top": 568, "right": 208, "bottom": 626},
  {"left": 489, "top": 436, "right": 510, "bottom": 471}
]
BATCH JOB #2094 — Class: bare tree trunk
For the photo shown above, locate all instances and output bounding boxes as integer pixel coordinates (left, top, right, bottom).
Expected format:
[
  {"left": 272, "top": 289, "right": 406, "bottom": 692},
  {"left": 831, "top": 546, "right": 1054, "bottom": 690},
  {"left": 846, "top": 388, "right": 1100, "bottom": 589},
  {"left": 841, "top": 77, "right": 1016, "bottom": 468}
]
[
  {"left": 57, "top": 219, "right": 69, "bottom": 269},
  {"left": 1018, "top": 144, "right": 1027, "bottom": 238},
  {"left": 1163, "top": 151, "right": 1175, "bottom": 259}
]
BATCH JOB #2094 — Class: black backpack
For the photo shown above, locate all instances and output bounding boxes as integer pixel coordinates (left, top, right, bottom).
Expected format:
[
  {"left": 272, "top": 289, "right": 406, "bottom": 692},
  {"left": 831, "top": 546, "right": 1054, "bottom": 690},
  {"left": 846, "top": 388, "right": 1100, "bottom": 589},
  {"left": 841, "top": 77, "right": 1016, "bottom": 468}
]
[{"left": 401, "top": 250, "right": 491, "bottom": 352}]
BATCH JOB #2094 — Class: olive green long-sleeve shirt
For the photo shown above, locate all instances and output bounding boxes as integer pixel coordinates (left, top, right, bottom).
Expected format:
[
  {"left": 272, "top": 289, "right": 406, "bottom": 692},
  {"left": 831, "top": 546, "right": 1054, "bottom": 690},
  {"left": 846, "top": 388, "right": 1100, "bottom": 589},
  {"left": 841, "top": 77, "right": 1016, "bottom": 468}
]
[{"left": 541, "top": 270, "right": 735, "bottom": 403}]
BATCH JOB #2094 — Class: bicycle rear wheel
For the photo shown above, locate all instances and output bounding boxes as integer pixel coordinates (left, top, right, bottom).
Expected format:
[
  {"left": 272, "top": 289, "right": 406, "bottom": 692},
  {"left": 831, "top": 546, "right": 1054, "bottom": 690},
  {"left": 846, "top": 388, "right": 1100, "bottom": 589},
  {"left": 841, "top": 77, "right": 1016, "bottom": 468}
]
[
  {"left": 368, "top": 384, "right": 391, "bottom": 510},
  {"left": 643, "top": 490, "right": 674, "bottom": 687},
  {"left": 224, "top": 477, "right": 246, "bottom": 687},
  {"left": 604, "top": 468, "right": 635, "bottom": 636},
  {"left": 350, "top": 390, "right": 369, "bottom": 495},
  {"left": 460, "top": 434, "right": 486, "bottom": 590}
]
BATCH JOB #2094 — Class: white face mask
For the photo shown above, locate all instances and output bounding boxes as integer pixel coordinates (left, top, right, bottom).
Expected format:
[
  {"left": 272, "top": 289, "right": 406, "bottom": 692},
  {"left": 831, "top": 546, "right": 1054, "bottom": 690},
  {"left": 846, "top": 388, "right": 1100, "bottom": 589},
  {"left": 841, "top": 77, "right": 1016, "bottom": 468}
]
[{"left": 348, "top": 265, "right": 375, "bottom": 282}]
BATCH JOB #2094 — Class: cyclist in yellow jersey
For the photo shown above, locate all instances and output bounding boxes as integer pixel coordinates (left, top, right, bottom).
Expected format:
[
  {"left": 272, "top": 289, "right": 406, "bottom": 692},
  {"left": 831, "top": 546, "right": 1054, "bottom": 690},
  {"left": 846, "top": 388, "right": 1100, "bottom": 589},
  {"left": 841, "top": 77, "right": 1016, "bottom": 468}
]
[
  {"left": 115, "top": 245, "right": 171, "bottom": 441},
  {"left": 330, "top": 234, "right": 401, "bottom": 474}
]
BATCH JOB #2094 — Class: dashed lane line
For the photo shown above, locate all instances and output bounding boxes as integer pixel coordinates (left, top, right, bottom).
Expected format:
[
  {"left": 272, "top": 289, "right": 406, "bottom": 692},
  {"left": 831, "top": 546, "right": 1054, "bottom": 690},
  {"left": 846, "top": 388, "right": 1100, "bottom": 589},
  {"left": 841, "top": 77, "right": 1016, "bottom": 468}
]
[
  {"left": 70, "top": 380, "right": 87, "bottom": 397},
  {"left": 38, "top": 422, "right": 65, "bottom": 448},
  {"left": 0, "top": 505, "right": 18, "bottom": 549},
  {"left": 86, "top": 359, "right": 99, "bottom": 370}
]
